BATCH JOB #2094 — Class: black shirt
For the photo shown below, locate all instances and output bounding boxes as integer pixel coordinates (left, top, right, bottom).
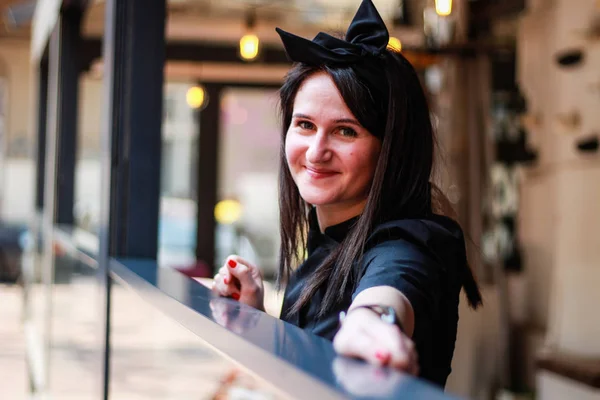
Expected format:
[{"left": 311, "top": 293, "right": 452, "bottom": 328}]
[{"left": 280, "top": 209, "right": 468, "bottom": 387}]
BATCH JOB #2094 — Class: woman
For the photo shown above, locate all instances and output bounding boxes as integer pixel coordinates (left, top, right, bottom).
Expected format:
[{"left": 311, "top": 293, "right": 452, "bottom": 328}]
[{"left": 212, "top": 0, "right": 482, "bottom": 387}]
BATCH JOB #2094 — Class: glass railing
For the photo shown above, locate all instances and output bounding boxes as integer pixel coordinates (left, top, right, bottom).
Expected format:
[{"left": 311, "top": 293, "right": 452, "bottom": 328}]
[{"left": 30, "top": 224, "right": 104, "bottom": 397}]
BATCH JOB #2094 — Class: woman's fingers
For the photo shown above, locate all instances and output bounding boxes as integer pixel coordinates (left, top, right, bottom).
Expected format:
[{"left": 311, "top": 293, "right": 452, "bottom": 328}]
[
  {"left": 226, "top": 257, "right": 262, "bottom": 292},
  {"left": 366, "top": 323, "right": 414, "bottom": 372},
  {"left": 211, "top": 266, "right": 240, "bottom": 299},
  {"left": 334, "top": 309, "right": 419, "bottom": 375},
  {"left": 334, "top": 311, "right": 396, "bottom": 366},
  {"left": 333, "top": 323, "right": 385, "bottom": 365},
  {"left": 217, "top": 265, "right": 238, "bottom": 288},
  {"left": 213, "top": 255, "right": 265, "bottom": 310},
  {"left": 226, "top": 256, "right": 261, "bottom": 287},
  {"left": 212, "top": 275, "right": 237, "bottom": 298}
]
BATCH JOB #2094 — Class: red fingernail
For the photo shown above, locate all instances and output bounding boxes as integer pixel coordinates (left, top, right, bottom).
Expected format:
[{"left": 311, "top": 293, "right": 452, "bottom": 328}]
[
  {"left": 228, "top": 259, "right": 237, "bottom": 268},
  {"left": 224, "top": 277, "right": 230, "bottom": 284},
  {"left": 375, "top": 351, "right": 390, "bottom": 362},
  {"left": 231, "top": 293, "right": 240, "bottom": 300}
]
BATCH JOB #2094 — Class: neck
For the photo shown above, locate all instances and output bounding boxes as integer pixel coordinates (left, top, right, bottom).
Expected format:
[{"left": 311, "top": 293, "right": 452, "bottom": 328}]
[{"left": 315, "top": 199, "right": 367, "bottom": 233}]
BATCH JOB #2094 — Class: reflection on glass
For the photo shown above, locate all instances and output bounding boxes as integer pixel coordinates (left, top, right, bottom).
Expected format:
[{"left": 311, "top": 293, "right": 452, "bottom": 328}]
[
  {"left": 209, "top": 297, "right": 261, "bottom": 335},
  {"left": 109, "top": 278, "right": 283, "bottom": 399},
  {"left": 74, "top": 78, "right": 200, "bottom": 271},
  {"left": 47, "top": 248, "right": 104, "bottom": 397},
  {"left": 159, "top": 82, "right": 199, "bottom": 270},
  {"left": 75, "top": 75, "right": 103, "bottom": 233},
  {"left": 217, "top": 88, "right": 280, "bottom": 279},
  {"left": 333, "top": 357, "right": 409, "bottom": 397}
]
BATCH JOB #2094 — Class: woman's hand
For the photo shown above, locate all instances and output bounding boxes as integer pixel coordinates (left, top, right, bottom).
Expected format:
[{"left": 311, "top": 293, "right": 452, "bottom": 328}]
[
  {"left": 333, "top": 308, "right": 419, "bottom": 375},
  {"left": 211, "top": 255, "right": 265, "bottom": 311}
]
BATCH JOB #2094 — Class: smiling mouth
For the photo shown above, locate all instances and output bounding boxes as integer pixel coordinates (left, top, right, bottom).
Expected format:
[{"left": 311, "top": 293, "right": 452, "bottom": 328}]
[{"left": 304, "top": 166, "right": 338, "bottom": 179}]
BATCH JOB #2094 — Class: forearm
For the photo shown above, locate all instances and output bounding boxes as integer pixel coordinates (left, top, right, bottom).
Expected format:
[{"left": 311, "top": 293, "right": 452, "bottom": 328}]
[{"left": 349, "top": 285, "right": 415, "bottom": 337}]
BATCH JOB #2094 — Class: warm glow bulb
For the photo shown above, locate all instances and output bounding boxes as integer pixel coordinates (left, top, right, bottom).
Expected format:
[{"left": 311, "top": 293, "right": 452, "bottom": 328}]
[
  {"left": 214, "top": 200, "right": 242, "bottom": 224},
  {"left": 435, "top": 0, "right": 452, "bottom": 16},
  {"left": 388, "top": 37, "right": 402, "bottom": 52},
  {"left": 186, "top": 86, "right": 206, "bottom": 109},
  {"left": 240, "top": 34, "right": 260, "bottom": 61}
]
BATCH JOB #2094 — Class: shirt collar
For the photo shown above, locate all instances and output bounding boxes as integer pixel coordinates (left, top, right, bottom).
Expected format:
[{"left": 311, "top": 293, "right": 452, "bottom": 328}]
[{"left": 307, "top": 208, "right": 360, "bottom": 250}]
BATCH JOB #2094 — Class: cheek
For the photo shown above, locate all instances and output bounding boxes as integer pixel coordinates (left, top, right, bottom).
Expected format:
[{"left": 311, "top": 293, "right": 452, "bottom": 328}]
[
  {"left": 285, "top": 132, "right": 304, "bottom": 168},
  {"left": 351, "top": 146, "right": 380, "bottom": 179},
  {"left": 284, "top": 135, "right": 294, "bottom": 167}
]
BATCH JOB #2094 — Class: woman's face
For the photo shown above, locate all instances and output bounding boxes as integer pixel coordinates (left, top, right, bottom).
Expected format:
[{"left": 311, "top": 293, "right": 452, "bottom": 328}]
[{"left": 285, "top": 72, "right": 381, "bottom": 213}]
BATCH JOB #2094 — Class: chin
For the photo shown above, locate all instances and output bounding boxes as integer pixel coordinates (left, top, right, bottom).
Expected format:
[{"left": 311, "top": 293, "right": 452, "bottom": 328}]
[{"left": 298, "top": 188, "right": 337, "bottom": 206}]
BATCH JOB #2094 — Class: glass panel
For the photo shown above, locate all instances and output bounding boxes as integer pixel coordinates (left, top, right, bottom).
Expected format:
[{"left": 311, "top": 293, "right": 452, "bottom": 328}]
[
  {"left": 20, "top": 232, "right": 46, "bottom": 390},
  {"left": 76, "top": 78, "right": 201, "bottom": 268},
  {"left": 158, "top": 82, "right": 199, "bottom": 269},
  {"left": 1, "top": 257, "right": 28, "bottom": 399},
  {"left": 46, "top": 237, "right": 104, "bottom": 399},
  {"left": 75, "top": 74, "right": 103, "bottom": 234},
  {"left": 22, "top": 229, "right": 104, "bottom": 399},
  {"left": 109, "top": 276, "right": 284, "bottom": 399},
  {"left": 217, "top": 88, "right": 280, "bottom": 279}
]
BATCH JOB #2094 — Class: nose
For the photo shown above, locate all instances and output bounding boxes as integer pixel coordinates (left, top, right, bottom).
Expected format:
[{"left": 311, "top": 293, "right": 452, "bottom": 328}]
[{"left": 305, "top": 131, "right": 332, "bottom": 164}]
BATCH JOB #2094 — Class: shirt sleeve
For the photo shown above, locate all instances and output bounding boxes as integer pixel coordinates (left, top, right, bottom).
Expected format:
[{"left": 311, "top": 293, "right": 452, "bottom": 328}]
[{"left": 352, "top": 238, "right": 445, "bottom": 321}]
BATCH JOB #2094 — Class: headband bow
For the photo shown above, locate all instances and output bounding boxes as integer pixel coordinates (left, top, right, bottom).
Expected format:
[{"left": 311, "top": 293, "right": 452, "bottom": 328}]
[{"left": 275, "top": 0, "right": 390, "bottom": 100}]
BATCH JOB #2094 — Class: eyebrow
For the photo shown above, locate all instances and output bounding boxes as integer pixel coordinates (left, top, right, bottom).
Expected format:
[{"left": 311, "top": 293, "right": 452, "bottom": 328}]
[{"left": 292, "top": 113, "right": 361, "bottom": 126}]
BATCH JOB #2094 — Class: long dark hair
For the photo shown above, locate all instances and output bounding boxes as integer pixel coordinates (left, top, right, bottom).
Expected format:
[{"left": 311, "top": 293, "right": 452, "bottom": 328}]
[{"left": 278, "top": 50, "right": 482, "bottom": 317}]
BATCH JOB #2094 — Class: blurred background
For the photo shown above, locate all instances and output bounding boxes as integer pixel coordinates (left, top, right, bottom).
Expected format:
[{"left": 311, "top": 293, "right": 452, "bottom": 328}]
[{"left": 0, "top": 0, "right": 599, "bottom": 399}]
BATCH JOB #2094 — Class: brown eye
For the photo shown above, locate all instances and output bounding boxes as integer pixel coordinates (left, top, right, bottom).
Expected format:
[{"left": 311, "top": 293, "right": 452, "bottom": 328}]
[
  {"left": 339, "top": 127, "right": 358, "bottom": 138},
  {"left": 298, "top": 121, "right": 315, "bottom": 130}
]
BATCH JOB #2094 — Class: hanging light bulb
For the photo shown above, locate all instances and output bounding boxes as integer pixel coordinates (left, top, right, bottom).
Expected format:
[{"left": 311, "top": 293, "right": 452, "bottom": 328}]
[
  {"left": 387, "top": 37, "right": 402, "bottom": 52},
  {"left": 435, "top": 0, "right": 452, "bottom": 16},
  {"left": 240, "top": 34, "right": 260, "bottom": 61},
  {"left": 240, "top": 9, "right": 260, "bottom": 61},
  {"left": 186, "top": 85, "right": 208, "bottom": 109}
]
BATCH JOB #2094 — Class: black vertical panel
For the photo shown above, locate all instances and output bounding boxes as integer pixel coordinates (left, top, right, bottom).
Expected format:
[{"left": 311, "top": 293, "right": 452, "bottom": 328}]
[
  {"left": 196, "top": 84, "right": 222, "bottom": 271},
  {"left": 35, "top": 59, "right": 49, "bottom": 211},
  {"left": 103, "top": 0, "right": 165, "bottom": 258},
  {"left": 98, "top": 0, "right": 166, "bottom": 397},
  {"left": 54, "top": 8, "right": 82, "bottom": 225}
]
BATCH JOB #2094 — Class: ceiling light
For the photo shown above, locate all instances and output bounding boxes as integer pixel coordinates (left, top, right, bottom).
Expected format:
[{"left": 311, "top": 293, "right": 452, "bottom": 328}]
[
  {"left": 435, "top": 0, "right": 452, "bottom": 16},
  {"left": 240, "top": 9, "right": 260, "bottom": 62},
  {"left": 186, "top": 85, "right": 208, "bottom": 110}
]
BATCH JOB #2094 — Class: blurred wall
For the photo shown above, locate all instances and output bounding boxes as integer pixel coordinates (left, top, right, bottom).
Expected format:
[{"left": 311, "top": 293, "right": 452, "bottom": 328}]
[
  {"left": 0, "top": 40, "right": 203, "bottom": 227},
  {"left": 517, "top": 0, "right": 600, "bottom": 356},
  {"left": 0, "top": 39, "right": 107, "bottom": 224},
  {"left": 0, "top": 39, "right": 32, "bottom": 156},
  {"left": 0, "top": 38, "right": 35, "bottom": 222}
]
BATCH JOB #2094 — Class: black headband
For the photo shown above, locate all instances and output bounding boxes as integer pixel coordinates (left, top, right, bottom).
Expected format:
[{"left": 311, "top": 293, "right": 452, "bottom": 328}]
[{"left": 276, "top": 0, "right": 391, "bottom": 102}]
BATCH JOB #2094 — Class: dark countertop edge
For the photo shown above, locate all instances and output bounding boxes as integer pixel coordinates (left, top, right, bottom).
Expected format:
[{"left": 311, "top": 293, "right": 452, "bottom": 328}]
[{"left": 109, "top": 258, "right": 344, "bottom": 400}]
